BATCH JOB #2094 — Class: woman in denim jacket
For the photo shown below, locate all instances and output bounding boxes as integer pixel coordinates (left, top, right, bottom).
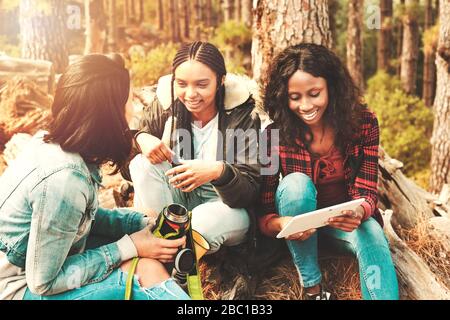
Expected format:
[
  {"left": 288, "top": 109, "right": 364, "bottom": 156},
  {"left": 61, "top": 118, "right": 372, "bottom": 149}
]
[{"left": 0, "top": 54, "right": 189, "bottom": 300}]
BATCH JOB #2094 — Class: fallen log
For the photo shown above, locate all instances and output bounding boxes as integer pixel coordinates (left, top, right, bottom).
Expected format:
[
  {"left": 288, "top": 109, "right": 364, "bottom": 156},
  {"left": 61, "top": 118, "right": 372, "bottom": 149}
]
[
  {"left": 378, "top": 147, "right": 435, "bottom": 230},
  {"left": 381, "top": 209, "right": 450, "bottom": 299},
  {"left": 0, "top": 55, "right": 55, "bottom": 94}
]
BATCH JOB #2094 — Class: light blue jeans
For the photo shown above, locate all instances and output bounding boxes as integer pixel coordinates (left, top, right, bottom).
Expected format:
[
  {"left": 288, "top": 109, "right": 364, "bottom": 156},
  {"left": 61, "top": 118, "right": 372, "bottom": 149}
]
[
  {"left": 129, "top": 154, "right": 250, "bottom": 254},
  {"left": 23, "top": 268, "right": 190, "bottom": 300},
  {"left": 276, "top": 173, "right": 399, "bottom": 300}
]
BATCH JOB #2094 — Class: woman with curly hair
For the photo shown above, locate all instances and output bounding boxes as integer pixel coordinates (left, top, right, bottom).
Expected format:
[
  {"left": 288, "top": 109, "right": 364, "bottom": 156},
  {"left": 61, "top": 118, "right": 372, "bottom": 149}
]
[{"left": 258, "top": 43, "right": 398, "bottom": 300}]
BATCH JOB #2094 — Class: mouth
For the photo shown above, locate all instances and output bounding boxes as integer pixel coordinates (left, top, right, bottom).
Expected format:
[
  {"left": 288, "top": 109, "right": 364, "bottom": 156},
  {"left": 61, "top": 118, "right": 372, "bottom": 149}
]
[
  {"left": 300, "top": 109, "right": 319, "bottom": 121},
  {"left": 185, "top": 100, "right": 202, "bottom": 108}
]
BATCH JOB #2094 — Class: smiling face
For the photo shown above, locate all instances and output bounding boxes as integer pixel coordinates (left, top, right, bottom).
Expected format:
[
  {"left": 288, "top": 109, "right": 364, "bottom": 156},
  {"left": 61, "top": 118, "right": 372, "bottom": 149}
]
[
  {"left": 174, "top": 60, "right": 219, "bottom": 120},
  {"left": 288, "top": 70, "right": 329, "bottom": 128}
]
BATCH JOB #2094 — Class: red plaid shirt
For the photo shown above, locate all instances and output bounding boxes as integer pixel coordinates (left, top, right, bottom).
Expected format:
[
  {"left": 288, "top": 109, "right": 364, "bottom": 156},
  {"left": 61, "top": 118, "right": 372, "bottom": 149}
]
[{"left": 259, "top": 109, "right": 382, "bottom": 237}]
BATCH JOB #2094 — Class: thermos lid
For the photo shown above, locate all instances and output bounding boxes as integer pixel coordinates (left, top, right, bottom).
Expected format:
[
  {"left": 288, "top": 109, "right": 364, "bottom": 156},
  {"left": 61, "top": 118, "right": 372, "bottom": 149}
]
[{"left": 164, "top": 203, "right": 189, "bottom": 223}]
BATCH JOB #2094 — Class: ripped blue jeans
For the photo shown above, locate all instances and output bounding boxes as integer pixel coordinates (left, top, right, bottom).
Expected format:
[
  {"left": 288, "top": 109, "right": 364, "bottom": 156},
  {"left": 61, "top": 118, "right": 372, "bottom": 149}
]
[
  {"left": 276, "top": 173, "right": 399, "bottom": 300},
  {"left": 23, "top": 268, "right": 190, "bottom": 300}
]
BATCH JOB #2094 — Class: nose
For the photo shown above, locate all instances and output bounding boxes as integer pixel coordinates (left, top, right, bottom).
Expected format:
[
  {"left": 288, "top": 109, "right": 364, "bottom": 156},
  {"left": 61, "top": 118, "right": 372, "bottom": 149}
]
[
  {"left": 298, "top": 101, "right": 315, "bottom": 113},
  {"left": 186, "top": 86, "right": 198, "bottom": 99}
]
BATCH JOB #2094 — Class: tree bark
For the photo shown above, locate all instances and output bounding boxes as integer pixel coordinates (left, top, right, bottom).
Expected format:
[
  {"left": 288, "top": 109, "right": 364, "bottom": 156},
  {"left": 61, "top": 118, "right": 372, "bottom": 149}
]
[
  {"left": 400, "top": 0, "right": 419, "bottom": 95},
  {"left": 138, "top": 0, "right": 144, "bottom": 23},
  {"left": 346, "top": 0, "right": 364, "bottom": 89},
  {"left": 377, "top": 0, "right": 393, "bottom": 72},
  {"left": 169, "top": 0, "right": 181, "bottom": 42},
  {"left": 0, "top": 56, "right": 55, "bottom": 94},
  {"left": 158, "top": 0, "right": 164, "bottom": 30},
  {"left": 223, "top": 0, "right": 234, "bottom": 22},
  {"left": 84, "top": 0, "right": 107, "bottom": 54},
  {"left": 252, "top": 0, "right": 332, "bottom": 87},
  {"left": 241, "top": 0, "right": 252, "bottom": 27},
  {"left": 430, "top": 0, "right": 450, "bottom": 194},
  {"left": 123, "top": 0, "right": 130, "bottom": 25},
  {"left": 381, "top": 209, "right": 450, "bottom": 300},
  {"left": 181, "top": 0, "right": 190, "bottom": 39},
  {"left": 19, "top": 0, "right": 69, "bottom": 74},
  {"left": 396, "top": 0, "right": 405, "bottom": 77},
  {"left": 422, "top": 0, "right": 437, "bottom": 107},
  {"left": 107, "top": 0, "right": 117, "bottom": 51},
  {"left": 205, "top": 0, "right": 213, "bottom": 27},
  {"left": 328, "top": 0, "right": 338, "bottom": 51}
]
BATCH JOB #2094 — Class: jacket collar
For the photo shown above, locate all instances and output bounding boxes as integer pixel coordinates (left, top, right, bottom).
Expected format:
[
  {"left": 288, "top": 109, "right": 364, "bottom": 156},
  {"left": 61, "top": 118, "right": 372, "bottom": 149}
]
[{"left": 156, "top": 73, "right": 257, "bottom": 111}]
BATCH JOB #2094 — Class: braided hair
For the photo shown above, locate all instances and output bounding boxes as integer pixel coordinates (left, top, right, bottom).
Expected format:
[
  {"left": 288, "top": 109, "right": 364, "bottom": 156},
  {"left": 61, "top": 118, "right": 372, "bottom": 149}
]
[{"left": 169, "top": 41, "right": 227, "bottom": 159}]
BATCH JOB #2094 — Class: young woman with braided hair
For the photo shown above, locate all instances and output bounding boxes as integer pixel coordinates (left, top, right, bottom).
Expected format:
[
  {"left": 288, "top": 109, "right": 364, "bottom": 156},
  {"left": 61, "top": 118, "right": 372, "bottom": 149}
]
[{"left": 130, "top": 42, "right": 260, "bottom": 255}]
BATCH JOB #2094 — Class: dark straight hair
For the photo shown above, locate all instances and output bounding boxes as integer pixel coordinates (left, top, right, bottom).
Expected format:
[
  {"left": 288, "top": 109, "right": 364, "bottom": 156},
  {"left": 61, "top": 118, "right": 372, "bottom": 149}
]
[
  {"left": 44, "top": 53, "right": 132, "bottom": 173},
  {"left": 169, "top": 41, "right": 227, "bottom": 158}
]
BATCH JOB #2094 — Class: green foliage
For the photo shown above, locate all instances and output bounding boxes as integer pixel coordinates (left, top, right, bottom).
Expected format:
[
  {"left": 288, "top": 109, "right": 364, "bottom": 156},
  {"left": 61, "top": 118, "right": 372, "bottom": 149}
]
[
  {"left": 423, "top": 22, "right": 439, "bottom": 55},
  {"left": 365, "top": 71, "right": 433, "bottom": 187},
  {"left": 210, "top": 20, "right": 252, "bottom": 50},
  {"left": 210, "top": 21, "right": 251, "bottom": 75},
  {"left": 129, "top": 42, "right": 178, "bottom": 87}
]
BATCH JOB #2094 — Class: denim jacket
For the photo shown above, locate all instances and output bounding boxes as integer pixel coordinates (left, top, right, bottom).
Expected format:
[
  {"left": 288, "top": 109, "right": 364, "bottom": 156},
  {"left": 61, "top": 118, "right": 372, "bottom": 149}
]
[{"left": 0, "top": 132, "right": 147, "bottom": 297}]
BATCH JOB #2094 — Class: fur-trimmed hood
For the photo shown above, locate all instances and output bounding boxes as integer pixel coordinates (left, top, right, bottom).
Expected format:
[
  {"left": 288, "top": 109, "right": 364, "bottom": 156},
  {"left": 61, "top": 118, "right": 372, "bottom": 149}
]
[{"left": 155, "top": 73, "right": 259, "bottom": 111}]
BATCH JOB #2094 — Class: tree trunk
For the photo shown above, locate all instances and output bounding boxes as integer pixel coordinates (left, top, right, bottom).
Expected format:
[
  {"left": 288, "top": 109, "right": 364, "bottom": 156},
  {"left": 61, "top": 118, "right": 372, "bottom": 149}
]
[
  {"left": 181, "top": 0, "right": 190, "bottom": 39},
  {"left": 223, "top": 0, "right": 234, "bottom": 22},
  {"left": 400, "top": 0, "right": 419, "bottom": 95},
  {"left": 236, "top": 0, "right": 242, "bottom": 22},
  {"left": 241, "top": 0, "right": 252, "bottom": 27},
  {"left": 377, "top": 0, "right": 393, "bottom": 72},
  {"left": 107, "top": 0, "right": 117, "bottom": 51},
  {"left": 381, "top": 209, "right": 450, "bottom": 300},
  {"left": 346, "top": 0, "right": 364, "bottom": 89},
  {"left": 252, "top": 0, "right": 332, "bottom": 86},
  {"left": 84, "top": 0, "right": 107, "bottom": 54},
  {"left": 430, "top": 0, "right": 450, "bottom": 194},
  {"left": 169, "top": 0, "right": 181, "bottom": 42},
  {"left": 123, "top": 0, "right": 130, "bottom": 25},
  {"left": 422, "top": 0, "right": 437, "bottom": 107},
  {"left": 0, "top": 56, "right": 55, "bottom": 94},
  {"left": 138, "top": 0, "right": 144, "bottom": 23},
  {"left": 19, "top": 0, "right": 68, "bottom": 74},
  {"left": 158, "top": 0, "right": 164, "bottom": 30},
  {"left": 205, "top": 0, "right": 213, "bottom": 27},
  {"left": 130, "top": 0, "right": 136, "bottom": 23},
  {"left": 328, "top": 0, "right": 338, "bottom": 50},
  {"left": 396, "top": 0, "right": 405, "bottom": 77},
  {"left": 193, "top": 0, "right": 202, "bottom": 38}
]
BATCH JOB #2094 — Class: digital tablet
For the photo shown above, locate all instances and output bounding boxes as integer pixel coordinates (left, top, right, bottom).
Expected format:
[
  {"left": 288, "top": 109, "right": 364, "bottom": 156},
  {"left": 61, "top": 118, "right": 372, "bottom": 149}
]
[{"left": 276, "top": 198, "right": 365, "bottom": 239}]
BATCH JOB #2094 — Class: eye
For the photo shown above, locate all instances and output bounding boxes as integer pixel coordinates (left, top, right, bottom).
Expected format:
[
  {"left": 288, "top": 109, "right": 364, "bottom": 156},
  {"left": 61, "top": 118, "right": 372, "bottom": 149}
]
[
  {"left": 310, "top": 91, "right": 320, "bottom": 98},
  {"left": 289, "top": 94, "right": 300, "bottom": 101},
  {"left": 176, "top": 81, "right": 186, "bottom": 87}
]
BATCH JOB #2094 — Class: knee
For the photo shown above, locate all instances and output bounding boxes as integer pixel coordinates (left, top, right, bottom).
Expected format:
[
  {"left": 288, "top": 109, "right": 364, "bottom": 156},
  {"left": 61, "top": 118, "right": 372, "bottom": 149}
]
[
  {"left": 129, "top": 155, "right": 169, "bottom": 182},
  {"left": 276, "top": 173, "right": 317, "bottom": 216},
  {"left": 121, "top": 258, "right": 170, "bottom": 288},
  {"left": 354, "top": 219, "right": 390, "bottom": 251}
]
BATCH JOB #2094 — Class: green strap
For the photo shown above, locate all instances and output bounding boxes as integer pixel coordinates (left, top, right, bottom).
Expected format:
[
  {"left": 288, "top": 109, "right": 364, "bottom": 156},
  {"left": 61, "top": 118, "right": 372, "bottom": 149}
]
[{"left": 124, "top": 257, "right": 140, "bottom": 300}]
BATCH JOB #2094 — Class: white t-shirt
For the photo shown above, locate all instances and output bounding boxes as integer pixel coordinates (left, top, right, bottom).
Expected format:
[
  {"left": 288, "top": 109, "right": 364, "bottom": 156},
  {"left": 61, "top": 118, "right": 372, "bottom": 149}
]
[{"left": 191, "top": 113, "right": 219, "bottom": 161}]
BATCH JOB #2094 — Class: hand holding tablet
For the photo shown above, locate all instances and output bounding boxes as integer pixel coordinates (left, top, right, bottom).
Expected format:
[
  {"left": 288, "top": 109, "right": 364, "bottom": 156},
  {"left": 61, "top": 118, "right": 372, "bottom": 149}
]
[{"left": 276, "top": 198, "right": 365, "bottom": 239}]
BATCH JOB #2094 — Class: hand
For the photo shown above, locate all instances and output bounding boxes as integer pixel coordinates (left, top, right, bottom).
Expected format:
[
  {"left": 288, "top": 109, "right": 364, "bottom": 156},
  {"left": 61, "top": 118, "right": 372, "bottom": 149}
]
[
  {"left": 273, "top": 216, "right": 317, "bottom": 241},
  {"left": 165, "top": 160, "right": 224, "bottom": 193},
  {"left": 136, "top": 133, "right": 173, "bottom": 164},
  {"left": 327, "top": 205, "right": 365, "bottom": 232},
  {"left": 129, "top": 227, "right": 186, "bottom": 263}
]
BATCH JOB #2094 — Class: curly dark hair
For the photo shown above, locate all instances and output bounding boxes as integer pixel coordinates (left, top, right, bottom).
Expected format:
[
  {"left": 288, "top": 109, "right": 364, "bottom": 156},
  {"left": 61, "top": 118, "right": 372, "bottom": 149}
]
[{"left": 263, "top": 43, "right": 365, "bottom": 153}]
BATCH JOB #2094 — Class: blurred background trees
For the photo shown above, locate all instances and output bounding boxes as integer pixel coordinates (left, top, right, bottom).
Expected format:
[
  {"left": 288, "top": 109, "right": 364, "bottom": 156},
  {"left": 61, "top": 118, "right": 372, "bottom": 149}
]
[{"left": 0, "top": 0, "right": 447, "bottom": 192}]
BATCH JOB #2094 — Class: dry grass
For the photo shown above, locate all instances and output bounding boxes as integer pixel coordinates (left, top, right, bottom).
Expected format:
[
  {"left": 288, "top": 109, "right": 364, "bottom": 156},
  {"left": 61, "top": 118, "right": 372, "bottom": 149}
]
[
  {"left": 400, "top": 217, "right": 450, "bottom": 289},
  {"left": 200, "top": 253, "right": 362, "bottom": 300}
]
